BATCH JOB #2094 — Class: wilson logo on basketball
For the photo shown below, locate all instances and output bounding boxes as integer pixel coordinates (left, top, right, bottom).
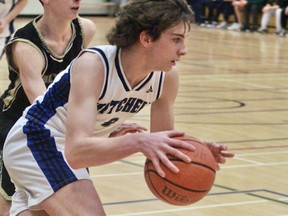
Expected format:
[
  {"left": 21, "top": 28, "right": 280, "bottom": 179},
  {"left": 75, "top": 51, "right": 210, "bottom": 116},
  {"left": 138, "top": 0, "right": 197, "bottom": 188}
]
[{"left": 162, "top": 186, "right": 190, "bottom": 203}]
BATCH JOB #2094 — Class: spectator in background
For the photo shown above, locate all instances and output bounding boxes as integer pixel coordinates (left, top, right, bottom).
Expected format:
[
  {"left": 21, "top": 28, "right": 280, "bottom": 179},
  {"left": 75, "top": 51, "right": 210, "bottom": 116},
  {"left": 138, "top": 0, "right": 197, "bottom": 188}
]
[
  {"left": 216, "top": 0, "right": 237, "bottom": 29},
  {"left": 241, "top": 0, "right": 266, "bottom": 32},
  {"left": 188, "top": 0, "right": 207, "bottom": 24},
  {"left": 200, "top": 0, "right": 224, "bottom": 28},
  {"left": 206, "top": 0, "right": 223, "bottom": 27},
  {"left": 0, "top": 0, "right": 28, "bottom": 59},
  {"left": 257, "top": 0, "right": 284, "bottom": 33},
  {"left": 278, "top": 0, "right": 288, "bottom": 36},
  {"left": 227, "top": 0, "right": 247, "bottom": 30}
]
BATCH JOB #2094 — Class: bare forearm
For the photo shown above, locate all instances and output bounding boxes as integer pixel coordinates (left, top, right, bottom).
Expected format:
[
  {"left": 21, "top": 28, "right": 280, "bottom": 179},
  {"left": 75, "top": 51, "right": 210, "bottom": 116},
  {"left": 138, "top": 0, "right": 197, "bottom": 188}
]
[
  {"left": 4, "top": 0, "right": 27, "bottom": 23},
  {"left": 65, "top": 133, "right": 141, "bottom": 169}
]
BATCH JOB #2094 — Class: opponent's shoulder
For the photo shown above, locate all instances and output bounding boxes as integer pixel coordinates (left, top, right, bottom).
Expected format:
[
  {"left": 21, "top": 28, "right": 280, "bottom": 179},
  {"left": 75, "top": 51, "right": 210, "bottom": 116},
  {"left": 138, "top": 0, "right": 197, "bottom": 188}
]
[
  {"left": 78, "top": 16, "right": 96, "bottom": 30},
  {"left": 13, "top": 18, "right": 36, "bottom": 38},
  {"left": 77, "top": 16, "right": 96, "bottom": 46}
]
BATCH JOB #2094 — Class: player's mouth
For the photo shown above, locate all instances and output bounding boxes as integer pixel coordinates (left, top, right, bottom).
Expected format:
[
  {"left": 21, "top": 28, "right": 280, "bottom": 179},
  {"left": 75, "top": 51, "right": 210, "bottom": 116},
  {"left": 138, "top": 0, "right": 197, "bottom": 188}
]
[
  {"left": 171, "top": 60, "right": 177, "bottom": 65},
  {"left": 71, "top": 6, "right": 80, "bottom": 11}
]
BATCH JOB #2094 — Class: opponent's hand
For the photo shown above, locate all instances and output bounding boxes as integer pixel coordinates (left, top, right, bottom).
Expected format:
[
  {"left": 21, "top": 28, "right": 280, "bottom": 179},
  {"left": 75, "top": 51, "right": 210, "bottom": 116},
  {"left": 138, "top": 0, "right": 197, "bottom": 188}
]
[
  {"left": 203, "top": 141, "right": 235, "bottom": 170},
  {"left": 109, "top": 123, "right": 147, "bottom": 137}
]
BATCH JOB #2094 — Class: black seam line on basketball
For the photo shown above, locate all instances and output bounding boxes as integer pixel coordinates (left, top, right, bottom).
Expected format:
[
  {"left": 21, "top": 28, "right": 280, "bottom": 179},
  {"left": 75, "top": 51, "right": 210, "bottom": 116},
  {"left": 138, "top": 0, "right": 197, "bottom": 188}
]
[
  {"left": 146, "top": 171, "right": 168, "bottom": 203},
  {"left": 214, "top": 185, "right": 288, "bottom": 205},
  {"left": 145, "top": 170, "right": 210, "bottom": 193}
]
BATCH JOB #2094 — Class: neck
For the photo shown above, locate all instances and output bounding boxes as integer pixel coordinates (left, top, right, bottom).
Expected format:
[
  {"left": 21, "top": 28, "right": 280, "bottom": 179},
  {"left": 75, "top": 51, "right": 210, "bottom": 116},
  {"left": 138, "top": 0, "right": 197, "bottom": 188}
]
[
  {"left": 37, "top": 14, "right": 73, "bottom": 41},
  {"left": 121, "top": 46, "right": 153, "bottom": 88}
]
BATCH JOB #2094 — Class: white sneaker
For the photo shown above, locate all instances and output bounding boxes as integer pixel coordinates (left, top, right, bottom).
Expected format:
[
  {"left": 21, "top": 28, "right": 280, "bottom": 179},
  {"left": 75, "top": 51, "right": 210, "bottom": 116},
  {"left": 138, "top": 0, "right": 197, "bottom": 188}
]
[
  {"left": 206, "top": 21, "right": 217, "bottom": 28},
  {"left": 278, "top": 29, "right": 286, "bottom": 37},
  {"left": 200, "top": 21, "right": 209, "bottom": 27},
  {"left": 227, "top": 23, "right": 241, "bottom": 31},
  {"left": 216, "top": 21, "right": 227, "bottom": 29}
]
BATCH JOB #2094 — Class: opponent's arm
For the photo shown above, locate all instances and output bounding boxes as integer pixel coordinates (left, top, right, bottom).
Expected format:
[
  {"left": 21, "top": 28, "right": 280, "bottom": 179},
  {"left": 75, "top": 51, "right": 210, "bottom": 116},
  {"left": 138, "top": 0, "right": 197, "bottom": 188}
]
[{"left": 11, "top": 41, "right": 46, "bottom": 103}]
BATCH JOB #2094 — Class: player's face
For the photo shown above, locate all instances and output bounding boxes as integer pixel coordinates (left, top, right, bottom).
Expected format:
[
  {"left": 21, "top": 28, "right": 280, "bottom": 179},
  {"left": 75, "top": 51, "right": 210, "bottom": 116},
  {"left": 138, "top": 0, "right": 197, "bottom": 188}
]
[
  {"left": 150, "top": 21, "right": 189, "bottom": 72},
  {"left": 49, "top": 0, "right": 81, "bottom": 19}
]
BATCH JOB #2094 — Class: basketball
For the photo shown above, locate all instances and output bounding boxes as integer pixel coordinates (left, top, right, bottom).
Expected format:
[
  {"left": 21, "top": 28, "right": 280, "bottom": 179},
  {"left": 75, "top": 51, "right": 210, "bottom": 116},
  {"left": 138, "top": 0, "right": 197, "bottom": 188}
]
[{"left": 144, "top": 135, "right": 217, "bottom": 206}]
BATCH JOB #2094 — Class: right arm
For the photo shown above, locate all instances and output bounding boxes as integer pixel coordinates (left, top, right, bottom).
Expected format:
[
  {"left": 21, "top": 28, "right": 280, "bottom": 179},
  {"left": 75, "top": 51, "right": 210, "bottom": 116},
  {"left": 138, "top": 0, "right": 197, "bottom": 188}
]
[{"left": 11, "top": 41, "right": 46, "bottom": 103}]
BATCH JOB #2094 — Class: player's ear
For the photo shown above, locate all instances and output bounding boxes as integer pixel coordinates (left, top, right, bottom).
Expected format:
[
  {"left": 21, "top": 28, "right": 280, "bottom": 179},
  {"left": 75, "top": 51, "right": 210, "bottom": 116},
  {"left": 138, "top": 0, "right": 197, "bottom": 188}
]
[{"left": 139, "top": 31, "right": 152, "bottom": 47}]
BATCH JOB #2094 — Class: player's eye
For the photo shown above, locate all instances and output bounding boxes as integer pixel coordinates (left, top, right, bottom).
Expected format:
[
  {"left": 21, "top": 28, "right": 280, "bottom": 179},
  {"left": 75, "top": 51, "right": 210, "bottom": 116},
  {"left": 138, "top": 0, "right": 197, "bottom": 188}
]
[{"left": 173, "top": 38, "right": 181, "bottom": 43}]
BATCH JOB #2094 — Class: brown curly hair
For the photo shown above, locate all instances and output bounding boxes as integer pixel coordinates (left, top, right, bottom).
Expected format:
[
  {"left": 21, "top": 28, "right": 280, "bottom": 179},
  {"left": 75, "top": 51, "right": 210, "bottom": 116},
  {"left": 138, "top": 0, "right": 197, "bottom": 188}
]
[{"left": 106, "top": 0, "right": 195, "bottom": 48}]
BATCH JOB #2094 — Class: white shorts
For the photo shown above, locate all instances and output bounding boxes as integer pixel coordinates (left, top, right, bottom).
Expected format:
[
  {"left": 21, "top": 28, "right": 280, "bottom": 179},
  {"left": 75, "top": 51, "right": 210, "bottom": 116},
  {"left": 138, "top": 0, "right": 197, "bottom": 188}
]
[{"left": 3, "top": 117, "right": 91, "bottom": 216}]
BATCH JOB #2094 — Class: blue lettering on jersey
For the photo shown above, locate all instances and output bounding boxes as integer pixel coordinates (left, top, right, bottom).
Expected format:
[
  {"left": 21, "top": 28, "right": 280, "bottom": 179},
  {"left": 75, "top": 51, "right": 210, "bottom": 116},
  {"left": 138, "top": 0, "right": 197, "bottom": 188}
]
[{"left": 98, "top": 97, "right": 149, "bottom": 114}]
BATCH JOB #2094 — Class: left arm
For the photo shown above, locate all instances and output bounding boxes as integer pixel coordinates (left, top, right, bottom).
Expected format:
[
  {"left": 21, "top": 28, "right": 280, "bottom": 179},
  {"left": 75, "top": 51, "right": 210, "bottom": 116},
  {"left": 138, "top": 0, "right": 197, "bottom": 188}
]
[
  {"left": 150, "top": 66, "right": 179, "bottom": 132},
  {"left": 0, "top": 0, "right": 28, "bottom": 34},
  {"left": 150, "top": 67, "right": 235, "bottom": 167}
]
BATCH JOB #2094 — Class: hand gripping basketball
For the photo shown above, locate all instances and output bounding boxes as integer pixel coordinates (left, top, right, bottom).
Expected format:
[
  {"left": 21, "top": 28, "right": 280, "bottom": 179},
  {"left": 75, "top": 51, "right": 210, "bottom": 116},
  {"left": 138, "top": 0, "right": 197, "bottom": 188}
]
[{"left": 144, "top": 135, "right": 217, "bottom": 206}]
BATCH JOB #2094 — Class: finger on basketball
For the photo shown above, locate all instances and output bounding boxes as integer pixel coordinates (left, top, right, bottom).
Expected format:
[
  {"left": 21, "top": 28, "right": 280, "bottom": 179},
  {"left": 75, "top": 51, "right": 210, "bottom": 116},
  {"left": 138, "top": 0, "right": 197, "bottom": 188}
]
[
  {"left": 169, "top": 139, "right": 196, "bottom": 152},
  {"left": 152, "top": 158, "right": 165, "bottom": 178},
  {"left": 167, "top": 147, "right": 192, "bottom": 164},
  {"left": 221, "top": 151, "right": 235, "bottom": 158},
  {"left": 161, "top": 154, "right": 180, "bottom": 174}
]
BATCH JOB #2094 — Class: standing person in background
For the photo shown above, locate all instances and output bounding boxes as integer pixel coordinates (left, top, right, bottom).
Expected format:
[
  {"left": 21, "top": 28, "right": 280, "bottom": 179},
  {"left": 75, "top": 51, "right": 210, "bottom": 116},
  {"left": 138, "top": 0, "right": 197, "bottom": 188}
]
[
  {"left": 3, "top": 0, "right": 234, "bottom": 215},
  {"left": 0, "top": 0, "right": 27, "bottom": 59},
  {"left": 0, "top": 0, "right": 96, "bottom": 215}
]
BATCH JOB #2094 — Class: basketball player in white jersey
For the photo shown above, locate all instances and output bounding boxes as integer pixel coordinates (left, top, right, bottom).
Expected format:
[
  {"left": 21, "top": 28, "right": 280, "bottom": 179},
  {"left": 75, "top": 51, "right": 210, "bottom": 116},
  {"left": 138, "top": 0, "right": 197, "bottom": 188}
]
[
  {"left": 0, "top": 0, "right": 27, "bottom": 59},
  {"left": 3, "top": 0, "right": 234, "bottom": 215}
]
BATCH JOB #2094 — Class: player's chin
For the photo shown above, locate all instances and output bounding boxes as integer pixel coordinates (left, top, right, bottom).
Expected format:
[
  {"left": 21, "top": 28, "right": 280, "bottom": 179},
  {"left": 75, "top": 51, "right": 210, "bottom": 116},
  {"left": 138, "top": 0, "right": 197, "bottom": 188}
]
[
  {"left": 162, "top": 63, "right": 175, "bottom": 72},
  {"left": 70, "top": 8, "right": 80, "bottom": 16}
]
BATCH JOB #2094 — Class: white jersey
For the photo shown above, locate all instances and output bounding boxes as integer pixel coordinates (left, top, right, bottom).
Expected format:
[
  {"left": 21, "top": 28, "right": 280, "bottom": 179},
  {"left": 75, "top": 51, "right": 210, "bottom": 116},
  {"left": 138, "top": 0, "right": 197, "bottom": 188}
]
[
  {"left": 0, "top": 0, "right": 18, "bottom": 38},
  {"left": 3, "top": 45, "right": 165, "bottom": 214},
  {"left": 23, "top": 45, "right": 165, "bottom": 138}
]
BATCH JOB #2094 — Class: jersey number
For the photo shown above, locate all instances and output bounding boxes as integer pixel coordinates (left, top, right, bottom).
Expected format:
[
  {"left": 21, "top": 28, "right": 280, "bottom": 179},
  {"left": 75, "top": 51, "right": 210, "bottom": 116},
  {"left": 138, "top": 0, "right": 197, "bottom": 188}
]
[{"left": 101, "top": 118, "right": 119, "bottom": 127}]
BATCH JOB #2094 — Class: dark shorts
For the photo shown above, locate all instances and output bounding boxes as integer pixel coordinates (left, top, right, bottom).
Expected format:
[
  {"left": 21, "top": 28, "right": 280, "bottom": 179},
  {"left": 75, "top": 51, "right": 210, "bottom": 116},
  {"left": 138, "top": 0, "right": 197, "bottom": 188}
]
[{"left": 0, "top": 112, "right": 17, "bottom": 199}]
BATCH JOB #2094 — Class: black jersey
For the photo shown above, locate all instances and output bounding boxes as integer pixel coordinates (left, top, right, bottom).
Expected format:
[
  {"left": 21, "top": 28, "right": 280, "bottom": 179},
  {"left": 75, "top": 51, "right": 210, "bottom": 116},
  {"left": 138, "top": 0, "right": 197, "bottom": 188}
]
[{"left": 0, "top": 15, "right": 84, "bottom": 121}]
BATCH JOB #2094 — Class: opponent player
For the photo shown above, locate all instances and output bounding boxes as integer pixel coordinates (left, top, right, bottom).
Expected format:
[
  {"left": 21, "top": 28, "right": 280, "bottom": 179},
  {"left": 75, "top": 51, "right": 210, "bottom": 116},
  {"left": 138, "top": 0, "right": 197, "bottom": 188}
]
[
  {"left": 3, "top": 0, "right": 235, "bottom": 215},
  {"left": 0, "top": 0, "right": 96, "bottom": 215},
  {"left": 0, "top": 0, "right": 27, "bottom": 59}
]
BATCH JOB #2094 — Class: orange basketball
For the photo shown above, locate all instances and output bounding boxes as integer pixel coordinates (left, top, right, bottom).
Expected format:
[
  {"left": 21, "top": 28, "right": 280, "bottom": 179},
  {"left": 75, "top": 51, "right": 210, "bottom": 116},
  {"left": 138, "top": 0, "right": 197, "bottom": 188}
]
[{"left": 144, "top": 135, "right": 217, "bottom": 206}]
